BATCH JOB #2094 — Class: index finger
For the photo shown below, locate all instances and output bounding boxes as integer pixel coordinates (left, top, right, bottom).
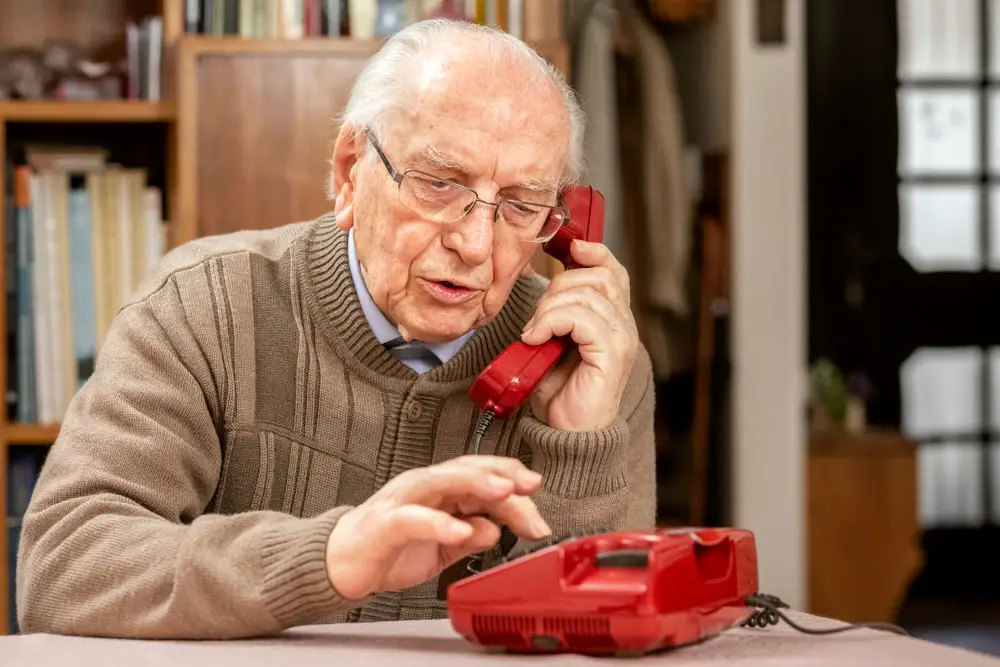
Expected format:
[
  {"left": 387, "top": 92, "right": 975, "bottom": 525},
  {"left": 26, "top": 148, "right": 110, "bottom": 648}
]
[
  {"left": 443, "top": 455, "right": 542, "bottom": 493},
  {"left": 568, "top": 240, "right": 630, "bottom": 291},
  {"left": 392, "top": 456, "right": 542, "bottom": 506}
]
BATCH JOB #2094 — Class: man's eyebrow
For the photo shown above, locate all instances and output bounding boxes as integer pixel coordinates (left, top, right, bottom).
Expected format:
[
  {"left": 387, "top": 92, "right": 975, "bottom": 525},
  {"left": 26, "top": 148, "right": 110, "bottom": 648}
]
[
  {"left": 510, "top": 178, "right": 558, "bottom": 195},
  {"left": 417, "top": 145, "right": 467, "bottom": 173},
  {"left": 415, "top": 146, "right": 557, "bottom": 194}
]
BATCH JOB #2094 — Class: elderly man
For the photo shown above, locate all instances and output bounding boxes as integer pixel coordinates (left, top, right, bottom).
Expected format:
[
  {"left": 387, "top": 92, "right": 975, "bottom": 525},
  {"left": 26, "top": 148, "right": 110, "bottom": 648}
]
[{"left": 16, "top": 19, "right": 656, "bottom": 639}]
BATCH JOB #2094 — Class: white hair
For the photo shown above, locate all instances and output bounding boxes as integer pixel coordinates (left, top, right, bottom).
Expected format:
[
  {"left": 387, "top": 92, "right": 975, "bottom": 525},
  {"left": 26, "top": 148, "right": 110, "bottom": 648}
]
[{"left": 332, "top": 19, "right": 586, "bottom": 197}]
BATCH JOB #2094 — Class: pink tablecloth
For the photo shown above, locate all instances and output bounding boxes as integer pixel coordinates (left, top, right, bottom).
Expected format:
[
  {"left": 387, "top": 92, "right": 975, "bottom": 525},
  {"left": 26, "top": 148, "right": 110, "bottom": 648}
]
[{"left": 2, "top": 612, "right": 998, "bottom": 666}]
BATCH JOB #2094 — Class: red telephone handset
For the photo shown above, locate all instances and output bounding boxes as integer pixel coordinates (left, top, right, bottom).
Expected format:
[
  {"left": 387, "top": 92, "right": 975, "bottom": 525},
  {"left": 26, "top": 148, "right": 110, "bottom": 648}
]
[{"left": 469, "top": 185, "right": 606, "bottom": 421}]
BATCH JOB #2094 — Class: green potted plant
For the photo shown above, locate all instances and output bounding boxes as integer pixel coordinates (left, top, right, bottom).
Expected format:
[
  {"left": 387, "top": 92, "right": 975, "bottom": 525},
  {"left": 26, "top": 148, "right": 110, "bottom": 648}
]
[{"left": 809, "top": 358, "right": 848, "bottom": 430}]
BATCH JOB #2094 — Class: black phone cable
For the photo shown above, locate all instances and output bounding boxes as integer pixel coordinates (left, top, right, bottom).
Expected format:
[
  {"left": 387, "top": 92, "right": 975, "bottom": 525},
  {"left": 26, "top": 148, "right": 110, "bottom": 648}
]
[
  {"left": 742, "top": 593, "right": 909, "bottom": 637},
  {"left": 468, "top": 409, "right": 495, "bottom": 455}
]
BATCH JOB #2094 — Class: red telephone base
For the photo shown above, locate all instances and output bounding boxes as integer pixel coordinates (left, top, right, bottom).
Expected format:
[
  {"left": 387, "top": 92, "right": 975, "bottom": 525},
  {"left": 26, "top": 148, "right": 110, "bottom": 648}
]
[{"left": 446, "top": 527, "right": 759, "bottom": 656}]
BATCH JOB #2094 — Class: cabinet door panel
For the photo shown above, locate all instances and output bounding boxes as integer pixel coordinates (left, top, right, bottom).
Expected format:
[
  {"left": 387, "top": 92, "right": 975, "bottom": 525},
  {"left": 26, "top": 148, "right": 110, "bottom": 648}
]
[{"left": 182, "top": 46, "right": 378, "bottom": 240}]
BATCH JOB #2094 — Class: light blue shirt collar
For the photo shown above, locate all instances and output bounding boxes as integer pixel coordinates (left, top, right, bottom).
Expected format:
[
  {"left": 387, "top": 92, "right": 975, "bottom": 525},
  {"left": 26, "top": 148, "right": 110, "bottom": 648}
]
[{"left": 347, "top": 228, "right": 474, "bottom": 369}]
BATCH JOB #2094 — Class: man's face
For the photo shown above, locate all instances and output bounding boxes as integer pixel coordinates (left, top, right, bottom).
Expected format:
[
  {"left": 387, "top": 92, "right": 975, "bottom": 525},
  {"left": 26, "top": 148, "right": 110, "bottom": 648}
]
[{"left": 331, "top": 49, "right": 570, "bottom": 343}]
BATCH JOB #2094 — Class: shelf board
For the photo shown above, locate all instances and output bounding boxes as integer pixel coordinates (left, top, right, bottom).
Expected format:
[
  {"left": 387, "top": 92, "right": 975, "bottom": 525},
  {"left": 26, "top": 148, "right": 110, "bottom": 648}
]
[
  {"left": 0, "top": 100, "right": 175, "bottom": 123},
  {"left": 179, "top": 34, "right": 386, "bottom": 58},
  {"left": 3, "top": 423, "right": 60, "bottom": 445},
  {"left": 177, "top": 34, "right": 568, "bottom": 59}
]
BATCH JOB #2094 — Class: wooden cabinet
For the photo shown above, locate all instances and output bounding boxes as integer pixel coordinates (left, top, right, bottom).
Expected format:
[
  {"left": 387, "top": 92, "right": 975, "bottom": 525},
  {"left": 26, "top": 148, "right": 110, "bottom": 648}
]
[
  {"left": 807, "top": 428, "right": 924, "bottom": 623},
  {"left": 174, "top": 39, "right": 380, "bottom": 243},
  {"left": 174, "top": 38, "right": 569, "bottom": 244}
]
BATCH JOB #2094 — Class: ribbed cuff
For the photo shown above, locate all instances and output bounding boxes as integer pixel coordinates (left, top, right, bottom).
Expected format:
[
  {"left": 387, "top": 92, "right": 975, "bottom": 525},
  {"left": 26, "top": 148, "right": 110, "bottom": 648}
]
[
  {"left": 260, "top": 506, "right": 356, "bottom": 628},
  {"left": 519, "top": 415, "right": 629, "bottom": 499}
]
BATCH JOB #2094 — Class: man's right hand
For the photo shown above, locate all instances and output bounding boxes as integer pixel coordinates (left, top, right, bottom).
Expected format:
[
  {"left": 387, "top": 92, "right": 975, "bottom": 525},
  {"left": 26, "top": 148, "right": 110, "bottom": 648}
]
[{"left": 324, "top": 455, "right": 551, "bottom": 601}]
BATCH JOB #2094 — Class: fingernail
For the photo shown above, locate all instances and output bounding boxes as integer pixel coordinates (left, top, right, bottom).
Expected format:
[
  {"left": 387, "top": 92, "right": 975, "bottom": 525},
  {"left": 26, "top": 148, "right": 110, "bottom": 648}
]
[
  {"left": 521, "top": 326, "right": 534, "bottom": 340},
  {"left": 533, "top": 517, "right": 552, "bottom": 537},
  {"left": 523, "top": 316, "right": 535, "bottom": 332}
]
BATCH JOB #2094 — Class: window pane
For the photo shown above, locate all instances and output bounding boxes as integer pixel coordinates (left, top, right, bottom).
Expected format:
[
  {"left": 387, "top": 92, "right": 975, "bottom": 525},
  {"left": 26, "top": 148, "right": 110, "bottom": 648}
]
[
  {"left": 991, "top": 0, "right": 1000, "bottom": 75},
  {"left": 899, "top": 90, "right": 980, "bottom": 176},
  {"left": 901, "top": 347, "right": 982, "bottom": 437},
  {"left": 988, "top": 91, "right": 1000, "bottom": 174},
  {"left": 899, "top": 184, "right": 982, "bottom": 271},
  {"left": 991, "top": 443, "right": 1000, "bottom": 522},
  {"left": 991, "top": 348, "right": 1000, "bottom": 431},
  {"left": 899, "top": 0, "right": 979, "bottom": 79},
  {"left": 990, "top": 189, "right": 1000, "bottom": 270},
  {"left": 917, "top": 441, "right": 985, "bottom": 527}
]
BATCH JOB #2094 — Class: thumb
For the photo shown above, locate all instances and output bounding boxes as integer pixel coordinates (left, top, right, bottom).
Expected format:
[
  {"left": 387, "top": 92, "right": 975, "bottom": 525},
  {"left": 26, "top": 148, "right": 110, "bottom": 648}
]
[{"left": 568, "top": 239, "right": 610, "bottom": 268}]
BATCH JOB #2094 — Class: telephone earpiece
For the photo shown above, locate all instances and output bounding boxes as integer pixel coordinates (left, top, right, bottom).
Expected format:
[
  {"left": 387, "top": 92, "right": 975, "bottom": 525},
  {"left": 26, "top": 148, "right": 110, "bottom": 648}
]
[{"left": 468, "top": 186, "right": 606, "bottom": 420}]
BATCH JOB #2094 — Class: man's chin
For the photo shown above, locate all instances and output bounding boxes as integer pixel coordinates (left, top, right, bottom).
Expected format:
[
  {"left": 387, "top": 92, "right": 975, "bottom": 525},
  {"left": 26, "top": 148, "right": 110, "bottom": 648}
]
[
  {"left": 398, "top": 297, "right": 488, "bottom": 342},
  {"left": 397, "top": 314, "right": 476, "bottom": 344}
]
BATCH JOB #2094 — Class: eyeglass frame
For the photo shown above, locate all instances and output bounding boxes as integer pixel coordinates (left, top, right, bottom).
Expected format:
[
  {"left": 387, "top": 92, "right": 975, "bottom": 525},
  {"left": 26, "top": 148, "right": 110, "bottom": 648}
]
[{"left": 363, "top": 128, "right": 570, "bottom": 243}]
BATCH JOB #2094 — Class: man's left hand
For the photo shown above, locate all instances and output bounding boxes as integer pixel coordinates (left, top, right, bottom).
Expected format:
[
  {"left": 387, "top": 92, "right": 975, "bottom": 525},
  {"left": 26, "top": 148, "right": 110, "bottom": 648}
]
[{"left": 520, "top": 239, "right": 639, "bottom": 432}]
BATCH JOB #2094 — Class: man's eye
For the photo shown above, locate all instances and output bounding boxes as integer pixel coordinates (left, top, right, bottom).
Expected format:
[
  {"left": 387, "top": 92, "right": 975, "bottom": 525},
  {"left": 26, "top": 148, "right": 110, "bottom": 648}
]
[{"left": 428, "top": 180, "right": 453, "bottom": 191}]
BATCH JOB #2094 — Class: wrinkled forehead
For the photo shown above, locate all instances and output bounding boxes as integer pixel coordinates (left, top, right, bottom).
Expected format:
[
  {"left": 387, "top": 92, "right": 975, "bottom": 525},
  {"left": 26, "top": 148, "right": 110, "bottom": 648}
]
[{"left": 383, "top": 50, "right": 570, "bottom": 187}]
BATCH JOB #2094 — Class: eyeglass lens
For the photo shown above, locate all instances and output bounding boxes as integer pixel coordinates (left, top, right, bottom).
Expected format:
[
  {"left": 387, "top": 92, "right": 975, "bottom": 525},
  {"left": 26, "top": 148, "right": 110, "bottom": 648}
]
[{"left": 400, "top": 171, "right": 564, "bottom": 241}]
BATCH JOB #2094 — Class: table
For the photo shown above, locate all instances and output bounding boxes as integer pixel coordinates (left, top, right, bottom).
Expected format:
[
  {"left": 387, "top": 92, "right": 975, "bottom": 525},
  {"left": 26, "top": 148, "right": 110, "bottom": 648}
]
[{"left": 2, "top": 612, "right": 999, "bottom": 666}]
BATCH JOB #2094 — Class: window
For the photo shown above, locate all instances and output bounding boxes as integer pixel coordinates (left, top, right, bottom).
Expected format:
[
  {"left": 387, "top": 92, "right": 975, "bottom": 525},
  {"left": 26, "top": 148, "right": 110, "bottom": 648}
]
[{"left": 897, "top": 0, "right": 1000, "bottom": 527}]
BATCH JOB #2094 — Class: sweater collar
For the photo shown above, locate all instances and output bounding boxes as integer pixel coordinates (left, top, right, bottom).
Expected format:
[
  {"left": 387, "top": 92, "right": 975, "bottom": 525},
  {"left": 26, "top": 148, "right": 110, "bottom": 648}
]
[{"left": 297, "top": 214, "right": 543, "bottom": 386}]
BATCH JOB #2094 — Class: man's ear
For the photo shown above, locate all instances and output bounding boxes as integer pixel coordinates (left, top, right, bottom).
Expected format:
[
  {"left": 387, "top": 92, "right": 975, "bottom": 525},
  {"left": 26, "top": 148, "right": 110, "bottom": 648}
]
[{"left": 330, "top": 124, "right": 363, "bottom": 231}]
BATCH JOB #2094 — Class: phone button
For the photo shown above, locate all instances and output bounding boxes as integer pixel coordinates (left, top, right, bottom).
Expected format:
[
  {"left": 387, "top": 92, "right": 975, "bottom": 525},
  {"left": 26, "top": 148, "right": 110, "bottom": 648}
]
[{"left": 406, "top": 399, "right": 423, "bottom": 420}]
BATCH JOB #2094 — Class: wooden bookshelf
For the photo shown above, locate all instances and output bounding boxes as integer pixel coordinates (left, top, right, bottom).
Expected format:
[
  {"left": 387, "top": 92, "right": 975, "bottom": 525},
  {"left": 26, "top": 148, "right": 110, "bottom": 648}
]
[
  {"left": 0, "top": 101, "right": 175, "bottom": 123},
  {"left": 2, "top": 425, "right": 61, "bottom": 447},
  {"left": 0, "top": 0, "right": 184, "bottom": 637},
  {"left": 0, "top": 0, "right": 571, "bottom": 638}
]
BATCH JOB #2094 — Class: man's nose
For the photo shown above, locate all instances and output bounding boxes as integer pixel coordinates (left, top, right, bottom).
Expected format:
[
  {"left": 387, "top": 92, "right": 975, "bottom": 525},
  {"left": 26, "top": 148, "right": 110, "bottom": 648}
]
[{"left": 442, "top": 201, "right": 494, "bottom": 264}]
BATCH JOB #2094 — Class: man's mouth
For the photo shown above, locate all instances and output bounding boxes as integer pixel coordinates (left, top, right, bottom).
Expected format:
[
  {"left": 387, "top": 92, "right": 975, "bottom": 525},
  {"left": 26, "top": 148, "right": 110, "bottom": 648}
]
[{"left": 420, "top": 278, "right": 481, "bottom": 304}]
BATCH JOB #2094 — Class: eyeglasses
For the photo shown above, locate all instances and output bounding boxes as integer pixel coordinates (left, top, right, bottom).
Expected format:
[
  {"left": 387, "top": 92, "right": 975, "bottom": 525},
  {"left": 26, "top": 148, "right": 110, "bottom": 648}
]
[{"left": 366, "top": 130, "right": 569, "bottom": 243}]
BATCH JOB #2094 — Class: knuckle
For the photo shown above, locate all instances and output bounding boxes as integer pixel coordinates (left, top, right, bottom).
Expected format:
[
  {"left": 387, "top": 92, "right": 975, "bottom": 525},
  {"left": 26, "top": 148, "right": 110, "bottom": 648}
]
[
  {"left": 424, "top": 465, "right": 448, "bottom": 484},
  {"left": 608, "top": 281, "right": 627, "bottom": 303},
  {"left": 548, "top": 273, "right": 569, "bottom": 292},
  {"left": 612, "top": 260, "right": 629, "bottom": 280},
  {"left": 494, "top": 456, "right": 526, "bottom": 474},
  {"left": 596, "top": 266, "right": 616, "bottom": 286},
  {"left": 534, "top": 299, "right": 554, "bottom": 318},
  {"left": 380, "top": 476, "right": 409, "bottom": 499},
  {"left": 385, "top": 507, "right": 412, "bottom": 532},
  {"left": 582, "top": 285, "right": 603, "bottom": 302}
]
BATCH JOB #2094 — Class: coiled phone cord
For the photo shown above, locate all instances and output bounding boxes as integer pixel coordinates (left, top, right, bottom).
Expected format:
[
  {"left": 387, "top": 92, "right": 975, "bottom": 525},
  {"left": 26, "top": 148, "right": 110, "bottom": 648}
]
[
  {"left": 468, "top": 409, "right": 495, "bottom": 455},
  {"left": 742, "top": 593, "right": 910, "bottom": 636}
]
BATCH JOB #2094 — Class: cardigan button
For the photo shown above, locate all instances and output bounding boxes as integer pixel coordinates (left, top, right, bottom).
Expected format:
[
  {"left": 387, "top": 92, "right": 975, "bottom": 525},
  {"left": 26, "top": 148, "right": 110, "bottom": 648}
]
[{"left": 406, "top": 400, "right": 423, "bottom": 420}]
